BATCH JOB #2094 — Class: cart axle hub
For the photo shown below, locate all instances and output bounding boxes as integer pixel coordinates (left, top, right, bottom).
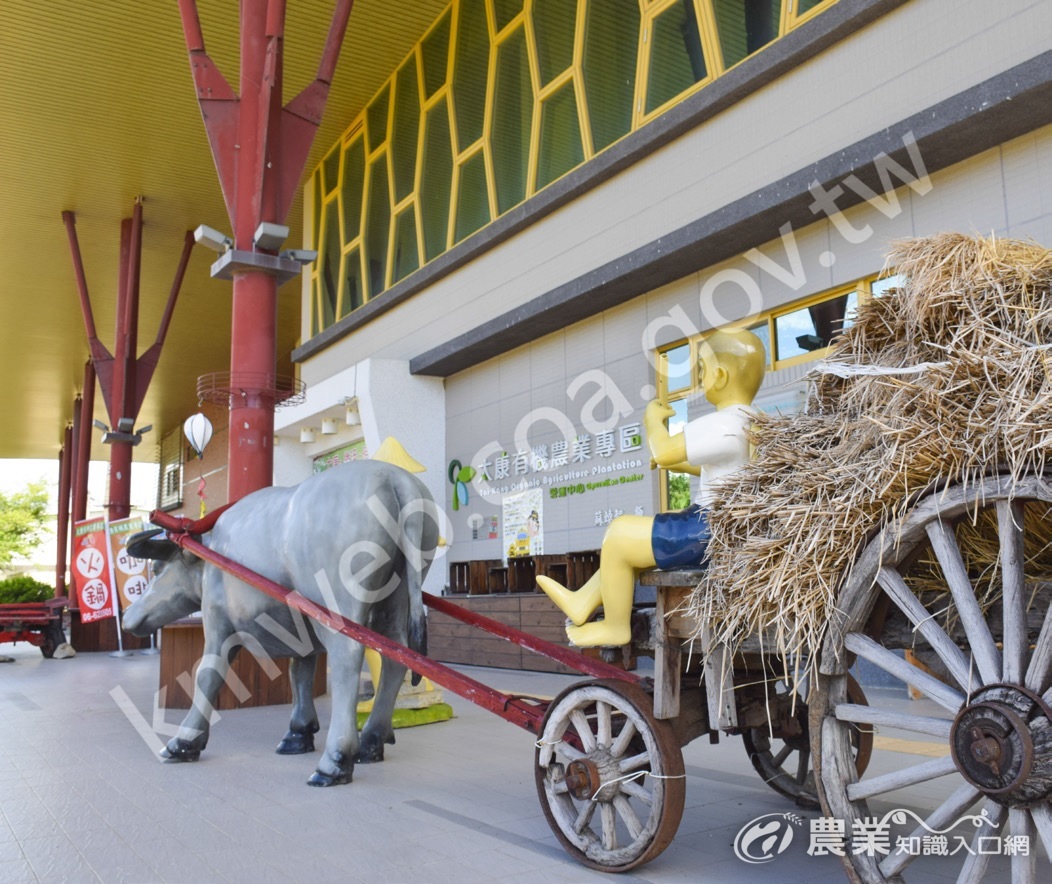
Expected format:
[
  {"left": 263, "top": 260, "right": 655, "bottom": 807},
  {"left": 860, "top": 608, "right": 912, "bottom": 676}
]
[
  {"left": 564, "top": 751, "right": 625, "bottom": 803},
  {"left": 950, "top": 683, "right": 1052, "bottom": 806}
]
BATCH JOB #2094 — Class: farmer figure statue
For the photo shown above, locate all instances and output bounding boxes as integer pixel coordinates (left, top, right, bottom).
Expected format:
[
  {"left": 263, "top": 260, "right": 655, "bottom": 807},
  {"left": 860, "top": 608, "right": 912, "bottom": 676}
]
[{"left": 538, "top": 328, "right": 765, "bottom": 647}]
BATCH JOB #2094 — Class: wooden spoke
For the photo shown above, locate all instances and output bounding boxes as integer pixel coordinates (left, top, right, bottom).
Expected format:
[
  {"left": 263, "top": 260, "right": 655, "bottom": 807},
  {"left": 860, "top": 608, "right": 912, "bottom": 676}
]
[
  {"left": 1030, "top": 803, "right": 1052, "bottom": 862},
  {"left": 997, "top": 500, "right": 1028, "bottom": 683},
  {"left": 845, "top": 632, "right": 966, "bottom": 714},
  {"left": 570, "top": 710, "right": 596, "bottom": 752},
  {"left": 1009, "top": 807, "right": 1036, "bottom": 884},
  {"left": 877, "top": 567, "right": 973, "bottom": 691},
  {"left": 613, "top": 794, "right": 644, "bottom": 840},
  {"left": 795, "top": 746, "right": 809, "bottom": 785},
  {"left": 925, "top": 520, "right": 1002, "bottom": 684},
  {"left": 573, "top": 800, "right": 597, "bottom": 835},
  {"left": 879, "top": 782, "right": 982, "bottom": 878},
  {"left": 1025, "top": 609, "right": 1052, "bottom": 695},
  {"left": 600, "top": 802, "right": 617, "bottom": 851},
  {"left": 955, "top": 800, "right": 1006, "bottom": 884},
  {"left": 555, "top": 742, "right": 585, "bottom": 763},
  {"left": 609, "top": 717, "right": 637, "bottom": 758},
  {"left": 834, "top": 703, "right": 953, "bottom": 739},
  {"left": 596, "top": 701, "right": 612, "bottom": 749},
  {"left": 772, "top": 743, "right": 794, "bottom": 768},
  {"left": 620, "top": 780, "right": 653, "bottom": 805},
  {"left": 846, "top": 755, "right": 957, "bottom": 802},
  {"left": 619, "top": 751, "right": 651, "bottom": 774}
]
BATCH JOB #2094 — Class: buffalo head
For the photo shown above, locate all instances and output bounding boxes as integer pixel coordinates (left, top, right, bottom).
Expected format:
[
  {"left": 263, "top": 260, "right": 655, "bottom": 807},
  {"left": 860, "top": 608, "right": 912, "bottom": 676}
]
[{"left": 123, "top": 529, "right": 205, "bottom": 635}]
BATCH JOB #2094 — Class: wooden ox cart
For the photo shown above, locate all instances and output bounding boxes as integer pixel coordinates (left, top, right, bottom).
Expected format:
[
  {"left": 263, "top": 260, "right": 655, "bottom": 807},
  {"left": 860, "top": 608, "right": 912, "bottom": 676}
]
[{"left": 149, "top": 471, "right": 1052, "bottom": 881}]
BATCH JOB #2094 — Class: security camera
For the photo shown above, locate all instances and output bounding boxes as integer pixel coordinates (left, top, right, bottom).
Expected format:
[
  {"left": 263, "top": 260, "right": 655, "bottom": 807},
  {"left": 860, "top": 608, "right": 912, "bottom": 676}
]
[
  {"left": 254, "top": 221, "right": 290, "bottom": 251},
  {"left": 194, "top": 224, "right": 233, "bottom": 252},
  {"left": 282, "top": 249, "right": 319, "bottom": 265}
]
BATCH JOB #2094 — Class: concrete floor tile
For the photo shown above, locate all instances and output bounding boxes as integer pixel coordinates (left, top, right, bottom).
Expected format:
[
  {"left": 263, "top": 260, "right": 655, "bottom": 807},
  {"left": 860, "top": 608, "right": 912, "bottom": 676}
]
[{"left": 0, "top": 858, "right": 38, "bottom": 883}]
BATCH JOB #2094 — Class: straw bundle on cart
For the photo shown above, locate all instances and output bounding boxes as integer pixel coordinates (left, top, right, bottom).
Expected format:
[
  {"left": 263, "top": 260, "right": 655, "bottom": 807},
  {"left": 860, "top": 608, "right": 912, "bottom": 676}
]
[{"left": 689, "top": 232, "right": 1052, "bottom": 670}]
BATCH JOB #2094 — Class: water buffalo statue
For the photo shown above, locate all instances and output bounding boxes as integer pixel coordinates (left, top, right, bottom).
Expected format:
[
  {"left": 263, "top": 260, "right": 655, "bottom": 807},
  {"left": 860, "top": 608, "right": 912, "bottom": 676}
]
[{"left": 124, "top": 459, "right": 440, "bottom": 786}]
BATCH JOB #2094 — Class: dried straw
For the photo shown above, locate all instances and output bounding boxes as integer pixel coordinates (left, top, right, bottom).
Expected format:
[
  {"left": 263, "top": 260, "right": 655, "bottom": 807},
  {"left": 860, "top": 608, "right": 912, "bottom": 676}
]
[{"left": 689, "top": 233, "right": 1052, "bottom": 667}]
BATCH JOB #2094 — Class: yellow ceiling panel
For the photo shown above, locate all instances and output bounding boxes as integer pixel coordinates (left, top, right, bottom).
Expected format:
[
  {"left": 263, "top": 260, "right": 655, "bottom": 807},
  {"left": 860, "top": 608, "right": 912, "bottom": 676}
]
[{"left": 0, "top": 0, "right": 448, "bottom": 463}]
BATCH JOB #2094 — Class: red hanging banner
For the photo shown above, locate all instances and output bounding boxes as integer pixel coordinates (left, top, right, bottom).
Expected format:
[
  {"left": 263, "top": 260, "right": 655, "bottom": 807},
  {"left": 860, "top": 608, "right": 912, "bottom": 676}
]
[{"left": 72, "top": 517, "right": 116, "bottom": 623}]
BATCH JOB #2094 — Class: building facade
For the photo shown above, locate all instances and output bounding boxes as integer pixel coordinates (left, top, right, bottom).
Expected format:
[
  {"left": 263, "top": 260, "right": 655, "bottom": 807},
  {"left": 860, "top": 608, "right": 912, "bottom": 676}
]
[{"left": 256, "top": 0, "right": 1052, "bottom": 601}]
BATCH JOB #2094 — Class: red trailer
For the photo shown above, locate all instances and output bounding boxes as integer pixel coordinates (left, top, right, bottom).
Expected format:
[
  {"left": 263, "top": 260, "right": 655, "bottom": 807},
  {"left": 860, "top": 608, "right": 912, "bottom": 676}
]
[{"left": 0, "top": 597, "right": 68, "bottom": 658}]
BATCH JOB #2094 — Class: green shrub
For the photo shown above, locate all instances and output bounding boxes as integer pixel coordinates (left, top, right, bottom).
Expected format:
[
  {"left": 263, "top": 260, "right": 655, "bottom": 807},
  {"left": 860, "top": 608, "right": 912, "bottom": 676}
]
[{"left": 0, "top": 575, "right": 53, "bottom": 604}]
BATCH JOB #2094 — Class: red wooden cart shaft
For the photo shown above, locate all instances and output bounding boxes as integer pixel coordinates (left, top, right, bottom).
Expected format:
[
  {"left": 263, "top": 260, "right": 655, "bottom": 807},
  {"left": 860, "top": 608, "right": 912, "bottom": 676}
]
[
  {"left": 421, "top": 592, "right": 645, "bottom": 686},
  {"left": 153, "top": 516, "right": 547, "bottom": 733}
]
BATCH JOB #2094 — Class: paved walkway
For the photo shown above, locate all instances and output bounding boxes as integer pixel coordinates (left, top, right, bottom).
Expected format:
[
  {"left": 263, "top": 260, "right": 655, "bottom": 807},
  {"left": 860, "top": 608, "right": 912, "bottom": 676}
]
[{"left": 0, "top": 643, "right": 1020, "bottom": 882}]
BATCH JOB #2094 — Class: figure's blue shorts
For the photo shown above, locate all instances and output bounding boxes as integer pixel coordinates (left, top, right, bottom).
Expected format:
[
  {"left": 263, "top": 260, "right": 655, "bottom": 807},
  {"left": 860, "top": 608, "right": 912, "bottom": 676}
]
[{"left": 651, "top": 504, "right": 711, "bottom": 570}]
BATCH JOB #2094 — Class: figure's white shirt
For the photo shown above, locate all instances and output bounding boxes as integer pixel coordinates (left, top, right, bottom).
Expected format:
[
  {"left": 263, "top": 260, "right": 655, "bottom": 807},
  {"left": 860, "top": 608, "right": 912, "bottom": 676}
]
[{"left": 681, "top": 404, "right": 756, "bottom": 507}]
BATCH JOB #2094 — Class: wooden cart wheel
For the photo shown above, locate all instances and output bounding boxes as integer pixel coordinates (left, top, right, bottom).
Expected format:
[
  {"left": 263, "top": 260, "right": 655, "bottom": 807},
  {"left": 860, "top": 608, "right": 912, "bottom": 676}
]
[
  {"left": 40, "top": 621, "right": 65, "bottom": 659},
  {"left": 743, "top": 673, "right": 872, "bottom": 808},
  {"left": 811, "top": 475, "right": 1052, "bottom": 883},
  {"left": 534, "top": 678, "right": 685, "bottom": 872}
]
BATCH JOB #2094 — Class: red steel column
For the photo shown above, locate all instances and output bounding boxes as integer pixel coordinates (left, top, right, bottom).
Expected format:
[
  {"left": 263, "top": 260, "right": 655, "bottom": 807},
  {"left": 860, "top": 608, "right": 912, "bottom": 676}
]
[
  {"left": 72, "top": 361, "right": 95, "bottom": 522},
  {"left": 177, "top": 0, "right": 354, "bottom": 502},
  {"left": 55, "top": 432, "right": 72, "bottom": 597}
]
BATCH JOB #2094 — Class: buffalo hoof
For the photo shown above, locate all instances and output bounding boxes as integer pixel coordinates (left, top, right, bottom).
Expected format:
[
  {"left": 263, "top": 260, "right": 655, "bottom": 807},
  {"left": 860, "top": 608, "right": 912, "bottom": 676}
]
[
  {"left": 160, "top": 739, "right": 202, "bottom": 763},
  {"left": 354, "top": 731, "right": 393, "bottom": 764},
  {"left": 276, "top": 729, "right": 316, "bottom": 755},
  {"left": 307, "top": 752, "right": 353, "bottom": 787}
]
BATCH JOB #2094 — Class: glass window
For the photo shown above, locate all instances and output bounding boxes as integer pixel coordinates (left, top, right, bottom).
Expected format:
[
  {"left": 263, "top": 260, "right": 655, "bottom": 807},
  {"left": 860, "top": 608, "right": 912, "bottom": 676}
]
[
  {"left": 323, "top": 146, "right": 340, "bottom": 195},
  {"left": 319, "top": 200, "right": 340, "bottom": 328},
  {"left": 452, "top": 0, "right": 490, "bottom": 150},
  {"left": 366, "top": 83, "right": 390, "bottom": 152},
  {"left": 420, "top": 100, "right": 455, "bottom": 261},
  {"left": 454, "top": 151, "right": 491, "bottom": 242},
  {"left": 364, "top": 158, "right": 392, "bottom": 297},
  {"left": 492, "top": 27, "right": 533, "bottom": 215},
  {"left": 713, "top": 0, "right": 781, "bottom": 70},
  {"left": 536, "top": 82, "right": 584, "bottom": 190},
  {"left": 774, "top": 290, "right": 856, "bottom": 362},
  {"left": 341, "top": 248, "right": 364, "bottom": 317},
  {"left": 421, "top": 11, "right": 451, "bottom": 99},
  {"left": 311, "top": 171, "right": 323, "bottom": 246},
  {"left": 871, "top": 273, "right": 903, "bottom": 298},
  {"left": 533, "top": 0, "right": 578, "bottom": 87},
  {"left": 582, "top": 0, "right": 639, "bottom": 152},
  {"left": 341, "top": 138, "right": 365, "bottom": 242},
  {"left": 492, "top": 0, "right": 524, "bottom": 31},
  {"left": 391, "top": 60, "right": 421, "bottom": 203},
  {"left": 664, "top": 399, "right": 692, "bottom": 511},
  {"left": 646, "top": 0, "right": 708, "bottom": 114},
  {"left": 662, "top": 343, "right": 693, "bottom": 394},
  {"left": 392, "top": 207, "right": 421, "bottom": 283}
]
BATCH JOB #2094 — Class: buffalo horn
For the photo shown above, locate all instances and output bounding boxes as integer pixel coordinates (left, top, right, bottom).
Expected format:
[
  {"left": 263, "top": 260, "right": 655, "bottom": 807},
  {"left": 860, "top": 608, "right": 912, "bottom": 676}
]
[{"left": 127, "top": 528, "right": 179, "bottom": 562}]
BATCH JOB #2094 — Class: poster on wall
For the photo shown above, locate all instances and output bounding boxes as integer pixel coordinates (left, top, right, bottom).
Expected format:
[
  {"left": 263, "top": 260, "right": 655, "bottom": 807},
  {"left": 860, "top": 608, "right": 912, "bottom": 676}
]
[
  {"left": 313, "top": 439, "right": 368, "bottom": 473},
  {"left": 71, "top": 518, "right": 116, "bottom": 623},
  {"left": 108, "top": 517, "right": 150, "bottom": 609},
  {"left": 503, "top": 488, "right": 543, "bottom": 564}
]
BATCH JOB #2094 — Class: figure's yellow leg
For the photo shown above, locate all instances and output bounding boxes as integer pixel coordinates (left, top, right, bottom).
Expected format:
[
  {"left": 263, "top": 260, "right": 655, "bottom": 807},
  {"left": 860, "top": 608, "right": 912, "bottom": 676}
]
[
  {"left": 536, "top": 572, "right": 602, "bottom": 626},
  {"left": 566, "top": 515, "right": 657, "bottom": 648}
]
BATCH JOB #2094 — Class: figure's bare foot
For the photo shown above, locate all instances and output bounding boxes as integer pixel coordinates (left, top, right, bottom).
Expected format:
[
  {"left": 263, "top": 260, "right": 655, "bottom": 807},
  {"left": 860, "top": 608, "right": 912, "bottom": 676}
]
[
  {"left": 536, "top": 575, "right": 595, "bottom": 626},
  {"left": 566, "top": 620, "right": 631, "bottom": 648}
]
